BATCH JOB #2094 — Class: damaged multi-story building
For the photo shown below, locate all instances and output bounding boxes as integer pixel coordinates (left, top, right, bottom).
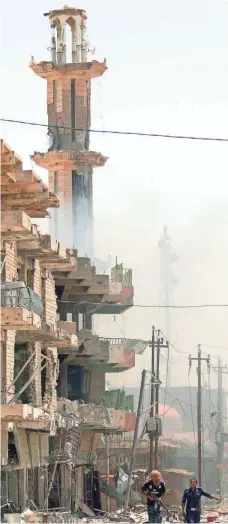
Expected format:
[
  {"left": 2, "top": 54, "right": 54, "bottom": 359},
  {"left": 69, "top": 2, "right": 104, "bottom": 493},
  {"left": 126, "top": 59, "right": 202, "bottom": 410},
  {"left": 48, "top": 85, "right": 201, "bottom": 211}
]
[{"left": 1, "top": 5, "right": 142, "bottom": 519}]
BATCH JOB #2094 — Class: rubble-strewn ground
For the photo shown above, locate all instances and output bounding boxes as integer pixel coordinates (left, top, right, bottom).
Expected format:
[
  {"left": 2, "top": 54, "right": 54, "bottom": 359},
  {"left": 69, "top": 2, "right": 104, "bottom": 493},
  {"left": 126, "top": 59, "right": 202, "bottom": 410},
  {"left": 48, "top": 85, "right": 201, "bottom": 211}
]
[{"left": 6, "top": 504, "right": 228, "bottom": 524}]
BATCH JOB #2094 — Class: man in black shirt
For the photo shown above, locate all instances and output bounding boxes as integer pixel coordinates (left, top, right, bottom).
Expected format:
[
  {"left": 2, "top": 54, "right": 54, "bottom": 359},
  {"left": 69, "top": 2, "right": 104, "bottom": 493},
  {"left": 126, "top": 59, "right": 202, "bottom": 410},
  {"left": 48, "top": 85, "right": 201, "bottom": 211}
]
[
  {"left": 141, "top": 470, "right": 165, "bottom": 523},
  {"left": 182, "top": 478, "right": 221, "bottom": 523}
]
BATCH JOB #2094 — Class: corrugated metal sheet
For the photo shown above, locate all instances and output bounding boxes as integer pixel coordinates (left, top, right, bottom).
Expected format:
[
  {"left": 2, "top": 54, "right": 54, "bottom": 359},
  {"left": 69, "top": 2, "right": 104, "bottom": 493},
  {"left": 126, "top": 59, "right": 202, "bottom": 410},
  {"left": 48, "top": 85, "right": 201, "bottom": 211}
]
[{"left": 123, "top": 339, "right": 148, "bottom": 354}]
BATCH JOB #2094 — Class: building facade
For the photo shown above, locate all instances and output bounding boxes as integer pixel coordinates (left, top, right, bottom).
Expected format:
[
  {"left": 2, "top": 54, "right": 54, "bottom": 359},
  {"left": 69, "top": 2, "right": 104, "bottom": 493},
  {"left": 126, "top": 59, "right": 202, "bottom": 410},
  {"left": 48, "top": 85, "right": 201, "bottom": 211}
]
[{"left": 0, "top": 8, "right": 137, "bottom": 512}]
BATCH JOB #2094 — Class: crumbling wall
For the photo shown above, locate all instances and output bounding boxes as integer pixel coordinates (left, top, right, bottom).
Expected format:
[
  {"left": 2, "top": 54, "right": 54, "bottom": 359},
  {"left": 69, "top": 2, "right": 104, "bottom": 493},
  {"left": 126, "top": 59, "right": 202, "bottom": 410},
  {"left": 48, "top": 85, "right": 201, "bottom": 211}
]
[
  {"left": 27, "top": 342, "right": 42, "bottom": 408},
  {"left": 79, "top": 430, "right": 102, "bottom": 453},
  {"left": 44, "top": 347, "right": 59, "bottom": 417},
  {"left": 1, "top": 240, "right": 17, "bottom": 402},
  {"left": 5, "top": 240, "right": 17, "bottom": 281},
  {"left": 33, "top": 259, "right": 42, "bottom": 295},
  {"left": 44, "top": 270, "right": 57, "bottom": 329},
  {"left": 1, "top": 330, "right": 16, "bottom": 402}
]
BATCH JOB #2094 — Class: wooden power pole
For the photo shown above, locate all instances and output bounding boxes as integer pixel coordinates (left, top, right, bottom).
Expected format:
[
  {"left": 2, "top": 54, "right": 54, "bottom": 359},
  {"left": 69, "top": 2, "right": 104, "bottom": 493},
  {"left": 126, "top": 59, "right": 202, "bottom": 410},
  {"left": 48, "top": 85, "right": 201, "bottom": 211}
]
[
  {"left": 213, "top": 358, "right": 228, "bottom": 497},
  {"left": 149, "top": 328, "right": 169, "bottom": 471},
  {"left": 149, "top": 326, "right": 155, "bottom": 472},
  {"left": 189, "top": 346, "right": 210, "bottom": 485}
]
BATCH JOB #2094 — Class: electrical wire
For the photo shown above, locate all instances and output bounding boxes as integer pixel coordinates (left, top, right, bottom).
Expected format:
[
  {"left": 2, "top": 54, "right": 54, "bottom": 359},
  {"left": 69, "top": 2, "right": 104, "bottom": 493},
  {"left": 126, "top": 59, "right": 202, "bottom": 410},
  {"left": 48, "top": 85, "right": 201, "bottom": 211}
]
[
  {"left": 159, "top": 329, "right": 189, "bottom": 355},
  {"left": 2, "top": 117, "right": 228, "bottom": 143},
  {"left": 145, "top": 370, "right": 228, "bottom": 421},
  {"left": 57, "top": 299, "right": 228, "bottom": 309}
]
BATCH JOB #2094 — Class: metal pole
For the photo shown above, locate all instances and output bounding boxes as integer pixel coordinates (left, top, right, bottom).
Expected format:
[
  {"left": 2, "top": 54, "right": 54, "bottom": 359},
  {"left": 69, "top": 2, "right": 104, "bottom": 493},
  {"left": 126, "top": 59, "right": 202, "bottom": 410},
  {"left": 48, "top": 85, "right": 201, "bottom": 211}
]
[
  {"left": 149, "top": 326, "right": 155, "bottom": 471},
  {"left": 105, "top": 434, "right": 110, "bottom": 512},
  {"left": 154, "top": 330, "right": 160, "bottom": 469},
  {"left": 124, "top": 369, "right": 146, "bottom": 515},
  {"left": 197, "top": 345, "right": 202, "bottom": 485},
  {"left": 216, "top": 357, "right": 223, "bottom": 497}
]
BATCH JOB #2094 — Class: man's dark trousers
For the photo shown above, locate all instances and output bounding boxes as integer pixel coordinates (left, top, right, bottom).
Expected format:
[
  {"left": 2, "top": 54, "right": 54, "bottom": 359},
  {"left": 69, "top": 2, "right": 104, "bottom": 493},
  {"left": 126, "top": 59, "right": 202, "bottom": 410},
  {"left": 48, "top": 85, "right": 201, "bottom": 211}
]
[
  {"left": 147, "top": 505, "right": 162, "bottom": 523},
  {"left": 186, "top": 509, "right": 201, "bottom": 523}
]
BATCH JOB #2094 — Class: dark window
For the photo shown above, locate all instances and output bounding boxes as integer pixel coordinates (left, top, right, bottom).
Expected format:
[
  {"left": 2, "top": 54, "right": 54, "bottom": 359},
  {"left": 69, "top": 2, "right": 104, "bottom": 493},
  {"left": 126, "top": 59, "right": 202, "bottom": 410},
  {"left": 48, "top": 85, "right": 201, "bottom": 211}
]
[{"left": 67, "top": 365, "right": 84, "bottom": 401}]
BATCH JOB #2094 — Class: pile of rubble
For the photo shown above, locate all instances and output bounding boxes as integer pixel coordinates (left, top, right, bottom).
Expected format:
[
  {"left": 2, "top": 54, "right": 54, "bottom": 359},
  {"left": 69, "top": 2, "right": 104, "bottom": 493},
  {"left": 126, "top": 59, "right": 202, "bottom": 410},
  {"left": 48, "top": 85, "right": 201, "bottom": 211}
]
[{"left": 4, "top": 504, "right": 228, "bottom": 524}]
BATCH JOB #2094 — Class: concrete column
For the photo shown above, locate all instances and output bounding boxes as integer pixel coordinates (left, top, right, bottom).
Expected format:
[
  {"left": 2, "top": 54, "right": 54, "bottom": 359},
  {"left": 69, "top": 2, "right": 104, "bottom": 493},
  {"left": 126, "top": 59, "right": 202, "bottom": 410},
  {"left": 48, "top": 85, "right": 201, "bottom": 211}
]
[
  {"left": 61, "top": 465, "right": 72, "bottom": 511},
  {"left": 75, "top": 467, "right": 83, "bottom": 511},
  {"left": 75, "top": 16, "right": 82, "bottom": 63},
  {"left": 81, "top": 18, "right": 87, "bottom": 62},
  {"left": 57, "top": 24, "right": 66, "bottom": 65},
  {"left": 19, "top": 469, "right": 27, "bottom": 511},
  {"left": 38, "top": 466, "right": 47, "bottom": 509},
  {"left": 72, "top": 23, "right": 76, "bottom": 63},
  {"left": 51, "top": 36, "right": 56, "bottom": 63}
]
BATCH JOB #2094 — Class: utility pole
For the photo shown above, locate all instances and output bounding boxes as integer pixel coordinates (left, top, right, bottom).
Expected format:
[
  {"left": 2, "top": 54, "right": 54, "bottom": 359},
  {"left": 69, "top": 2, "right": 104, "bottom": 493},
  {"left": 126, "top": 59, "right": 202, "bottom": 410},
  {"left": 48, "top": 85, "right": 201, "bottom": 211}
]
[
  {"left": 124, "top": 369, "right": 146, "bottom": 514},
  {"left": 213, "top": 358, "right": 228, "bottom": 497},
  {"left": 189, "top": 346, "right": 210, "bottom": 486},
  {"left": 149, "top": 326, "right": 155, "bottom": 472},
  {"left": 149, "top": 329, "right": 169, "bottom": 471},
  {"left": 154, "top": 331, "right": 161, "bottom": 469}
]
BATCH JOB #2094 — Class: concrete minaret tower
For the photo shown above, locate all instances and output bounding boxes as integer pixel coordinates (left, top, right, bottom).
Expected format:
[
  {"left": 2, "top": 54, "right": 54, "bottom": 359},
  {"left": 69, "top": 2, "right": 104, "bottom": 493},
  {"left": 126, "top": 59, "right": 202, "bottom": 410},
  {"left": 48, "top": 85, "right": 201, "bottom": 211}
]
[{"left": 30, "top": 6, "right": 108, "bottom": 256}]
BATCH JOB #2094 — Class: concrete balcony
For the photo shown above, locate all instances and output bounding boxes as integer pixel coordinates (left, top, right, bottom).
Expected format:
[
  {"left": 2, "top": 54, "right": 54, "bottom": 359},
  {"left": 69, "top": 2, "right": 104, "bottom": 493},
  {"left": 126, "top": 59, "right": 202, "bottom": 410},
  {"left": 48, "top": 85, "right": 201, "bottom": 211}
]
[
  {"left": 54, "top": 269, "right": 109, "bottom": 299},
  {"left": 1, "top": 159, "right": 59, "bottom": 219},
  {"left": 0, "top": 403, "right": 50, "bottom": 430},
  {"left": 1, "top": 306, "right": 42, "bottom": 331},
  {"left": 1, "top": 139, "right": 23, "bottom": 172},
  {"left": 54, "top": 256, "right": 134, "bottom": 314},
  {"left": 15, "top": 322, "right": 78, "bottom": 348},
  {"left": 103, "top": 409, "right": 136, "bottom": 432},
  {"left": 57, "top": 399, "right": 130, "bottom": 432},
  {"left": 1, "top": 211, "right": 40, "bottom": 241},
  {"left": 1, "top": 281, "right": 43, "bottom": 330},
  {"left": 99, "top": 338, "right": 136, "bottom": 372},
  {"left": 1, "top": 281, "right": 78, "bottom": 348},
  {"left": 57, "top": 399, "right": 110, "bottom": 429},
  {"left": 17, "top": 233, "right": 74, "bottom": 271},
  {"left": 58, "top": 320, "right": 77, "bottom": 335}
]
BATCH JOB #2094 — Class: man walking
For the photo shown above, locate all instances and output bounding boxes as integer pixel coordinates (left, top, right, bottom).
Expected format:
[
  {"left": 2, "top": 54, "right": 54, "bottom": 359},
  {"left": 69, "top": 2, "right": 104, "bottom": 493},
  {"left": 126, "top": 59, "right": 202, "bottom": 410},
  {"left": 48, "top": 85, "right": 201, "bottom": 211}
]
[
  {"left": 141, "top": 470, "right": 165, "bottom": 523},
  {"left": 181, "top": 478, "right": 221, "bottom": 523}
]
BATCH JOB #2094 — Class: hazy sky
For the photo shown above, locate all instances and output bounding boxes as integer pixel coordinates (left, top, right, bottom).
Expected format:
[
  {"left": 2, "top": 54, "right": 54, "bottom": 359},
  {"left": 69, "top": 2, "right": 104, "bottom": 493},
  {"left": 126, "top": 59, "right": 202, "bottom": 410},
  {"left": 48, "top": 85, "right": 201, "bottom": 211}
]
[{"left": 2, "top": 0, "right": 228, "bottom": 390}]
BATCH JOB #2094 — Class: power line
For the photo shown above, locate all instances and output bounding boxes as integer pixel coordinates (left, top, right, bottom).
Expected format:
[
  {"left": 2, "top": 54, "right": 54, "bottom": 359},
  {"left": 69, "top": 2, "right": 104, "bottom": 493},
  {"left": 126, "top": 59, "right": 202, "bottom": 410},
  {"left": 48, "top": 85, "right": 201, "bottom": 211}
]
[
  {"left": 1, "top": 117, "right": 228, "bottom": 143},
  {"left": 159, "top": 329, "right": 188, "bottom": 354},
  {"left": 145, "top": 370, "right": 228, "bottom": 422},
  {"left": 57, "top": 299, "right": 228, "bottom": 309}
]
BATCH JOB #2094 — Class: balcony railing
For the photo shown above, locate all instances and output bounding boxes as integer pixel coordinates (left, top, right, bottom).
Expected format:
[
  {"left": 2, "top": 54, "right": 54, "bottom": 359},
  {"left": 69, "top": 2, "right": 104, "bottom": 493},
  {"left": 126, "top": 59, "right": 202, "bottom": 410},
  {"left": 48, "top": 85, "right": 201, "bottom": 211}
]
[{"left": 1, "top": 281, "right": 44, "bottom": 317}]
